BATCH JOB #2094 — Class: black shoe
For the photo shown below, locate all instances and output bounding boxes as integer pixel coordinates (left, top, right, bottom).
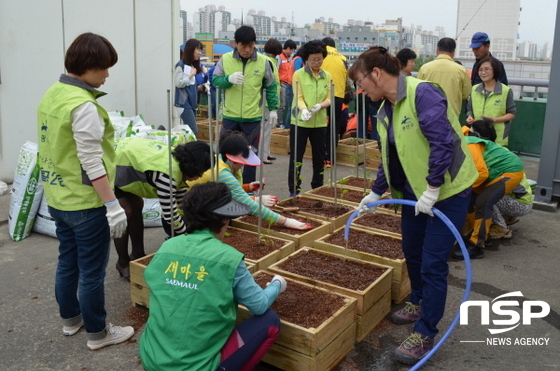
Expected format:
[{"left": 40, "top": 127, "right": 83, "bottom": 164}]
[
  {"left": 451, "top": 242, "right": 484, "bottom": 260},
  {"left": 263, "top": 160, "right": 273, "bottom": 165},
  {"left": 484, "top": 239, "right": 493, "bottom": 248},
  {"left": 267, "top": 156, "right": 276, "bottom": 161}
]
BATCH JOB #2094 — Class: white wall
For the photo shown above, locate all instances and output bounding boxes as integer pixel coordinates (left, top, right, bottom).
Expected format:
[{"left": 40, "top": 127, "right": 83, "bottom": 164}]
[{"left": 0, "top": 0, "right": 182, "bottom": 182}]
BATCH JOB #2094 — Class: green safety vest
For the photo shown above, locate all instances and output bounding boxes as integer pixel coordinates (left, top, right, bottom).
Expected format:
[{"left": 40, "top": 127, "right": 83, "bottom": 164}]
[
  {"left": 265, "top": 54, "right": 281, "bottom": 98},
  {"left": 465, "top": 136, "right": 524, "bottom": 181},
  {"left": 470, "top": 83, "right": 511, "bottom": 146},
  {"left": 140, "top": 230, "right": 244, "bottom": 371},
  {"left": 113, "top": 137, "right": 186, "bottom": 198},
  {"left": 511, "top": 174, "right": 533, "bottom": 205},
  {"left": 37, "top": 80, "right": 115, "bottom": 211},
  {"left": 222, "top": 51, "right": 268, "bottom": 120},
  {"left": 291, "top": 66, "right": 331, "bottom": 128},
  {"left": 377, "top": 77, "right": 478, "bottom": 201}
]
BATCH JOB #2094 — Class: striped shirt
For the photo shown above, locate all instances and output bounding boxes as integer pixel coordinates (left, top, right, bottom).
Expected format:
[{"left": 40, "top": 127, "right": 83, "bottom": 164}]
[{"left": 146, "top": 170, "right": 187, "bottom": 235}]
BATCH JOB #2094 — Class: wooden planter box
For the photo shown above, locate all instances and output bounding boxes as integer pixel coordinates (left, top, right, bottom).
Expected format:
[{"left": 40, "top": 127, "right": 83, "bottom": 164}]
[
  {"left": 130, "top": 253, "right": 155, "bottom": 308},
  {"left": 268, "top": 247, "right": 392, "bottom": 341},
  {"left": 237, "top": 271, "right": 357, "bottom": 371},
  {"left": 231, "top": 216, "right": 330, "bottom": 250},
  {"left": 270, "top": 128, "right": 290, "bottom": 155},
  {"left": 223, "top": 227, "right": 296, "bottom": 271},
  {"left": 305, "top": 183, "right": 367, "bottom": 207},
  {"left": 351, "top": 208, "right": 402, "bottom": 238},
  {"left": 274, "top": 195, "right": 356, "bottom": 233},
  {"left": 333, "top": 138, "right": 381, "bottom": 170},
  {"left": 196, "top": 122, "right": 221, "bottom": 142},
  {"left": 313, "top": 226, "right": 411, "bottom": 304}
]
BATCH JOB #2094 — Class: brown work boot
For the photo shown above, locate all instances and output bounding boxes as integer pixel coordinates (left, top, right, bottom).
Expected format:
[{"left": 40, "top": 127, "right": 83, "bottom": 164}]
[{"left": 394, "top": 331, "right": 435, "bottom": 364}]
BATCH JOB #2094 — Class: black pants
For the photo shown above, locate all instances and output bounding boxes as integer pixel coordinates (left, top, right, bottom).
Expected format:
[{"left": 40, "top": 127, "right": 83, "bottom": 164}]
[{"left": 288, "top": 125, "right": 327, "bottom": 193}]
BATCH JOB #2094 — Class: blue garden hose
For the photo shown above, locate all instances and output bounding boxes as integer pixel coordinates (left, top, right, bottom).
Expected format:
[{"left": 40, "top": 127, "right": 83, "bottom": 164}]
[{"left": 343, "top": 199, "right": 473, "bottom": 370}]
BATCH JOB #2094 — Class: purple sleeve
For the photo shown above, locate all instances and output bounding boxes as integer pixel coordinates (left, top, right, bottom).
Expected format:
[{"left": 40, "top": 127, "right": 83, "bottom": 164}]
[
  {"left": 415, "top": 83, "right": 455, "bottom": 187},
  {"left": 372, "top": 163, "right": 388, "bottom": 195}
]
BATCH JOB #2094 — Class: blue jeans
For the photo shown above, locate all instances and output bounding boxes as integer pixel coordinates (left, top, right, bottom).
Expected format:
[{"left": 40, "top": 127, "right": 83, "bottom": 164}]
[
  {"left": 400, "top": 189, "right": 470, "bottom": 338},
  {"left": 180, "top": 108, "right": 198, "bottom": 135},
  {"left": 49, "top": 206, "right": 111, "bottom": 334}
]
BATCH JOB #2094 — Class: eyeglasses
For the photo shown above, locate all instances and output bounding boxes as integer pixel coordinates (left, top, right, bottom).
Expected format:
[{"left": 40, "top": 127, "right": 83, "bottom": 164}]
[
  {"left": 356, "top": 72, "right": 372, "bottom": 86},
  {"left": 479, "top": 67, "right": 493, "bottom": 73},
  {"left": 307, "top": 57, "right": 323, "bottom": 63}
]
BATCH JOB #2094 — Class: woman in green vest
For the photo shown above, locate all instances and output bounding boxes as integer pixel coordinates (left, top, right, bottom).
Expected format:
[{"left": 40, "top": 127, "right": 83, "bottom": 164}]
[
  {"left": 113, "top": 137, "right": 212, "bottom": 279},
  {"left": 466, "top": 56, "right": 516, "bottom": 146},
  {"left": 288, "top": 40, "right": 331, "bottom": 196},
  {"left": 140, "top": 182, "right": 286, "bottom": 371},
  {"left": 349, "top": 46, "right": 478, "bottom": 365}
]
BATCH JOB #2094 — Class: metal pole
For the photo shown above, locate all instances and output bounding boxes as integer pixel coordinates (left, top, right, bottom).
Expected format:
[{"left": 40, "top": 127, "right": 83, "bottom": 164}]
[
  {"left": 214, "top": 87, "right": 222, "bottom": 182},
  {"left": 208, "top": 86, "right": 216, "bottom": 182},
  {"left": 166, "top": 89, "right": 175, "bottom": 238},
  {"left": 292, "top": 81, "right": 299, "bottom": 197},
  {"left": 329, "top": 81, "right": 337, "bottom": 207},
  {"left": 256, "top": 89, "right": 266, "bottom": 239},
  {"left": 361, "top": 91, "right": 367, "bottom": 185}
]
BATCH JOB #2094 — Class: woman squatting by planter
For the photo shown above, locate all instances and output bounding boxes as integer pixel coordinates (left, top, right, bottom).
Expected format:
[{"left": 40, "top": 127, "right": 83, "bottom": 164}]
[
  {"left": 112, "top": 137, "right": 212, "bottom": 279},
  {"left": 188, "top": 130, "right": 313, "bottom": 231},
  {"left": 140, "top": 182, "right": 287, "bottom": 370},
  {"left": 350, "top": 46, "right": 478, "bottom": 365}
]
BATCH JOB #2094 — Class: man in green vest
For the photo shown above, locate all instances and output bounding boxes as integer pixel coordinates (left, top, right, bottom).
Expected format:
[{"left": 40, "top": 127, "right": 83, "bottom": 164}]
[
  {"left": 213, "top": 25, "right": 279, "bottom": 183},
  {"left": 37, "top": 32, "right": 133, "bottom": 351}
]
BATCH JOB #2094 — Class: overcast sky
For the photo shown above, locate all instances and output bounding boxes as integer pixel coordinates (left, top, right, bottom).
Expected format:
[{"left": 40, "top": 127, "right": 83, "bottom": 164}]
[{"left": 180, "top": 0, "right": 557, "bottom": 45}]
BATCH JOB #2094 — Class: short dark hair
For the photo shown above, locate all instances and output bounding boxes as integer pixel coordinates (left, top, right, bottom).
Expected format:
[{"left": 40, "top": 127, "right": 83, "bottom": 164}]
[
  {"left": 284, "top": 39, "right": 297, "bottom": 50},
  {"left": 234, "top": 25, "right": 256, "bottom": 44},
  {"left": 65, "top": 32, "right": 118, "bottom": 75},
  {"left": 219, "top": 130, "right": 250, "bottom": 161},
  {"left": 470, "top": 118, "right": 497, "bottom": 142},
  {"left": 395, "top": 48, "right": 417, "bottom": 69},
  {"left": 437, "top": 37, "right": 456, "bottom": 53},
  {"left": 264, "top": 38, "right": 283, "bottom": 56},
  {"left": 182, "top": 182, "right": 229, "bottom": 234},
  {"left": 182, "top": 38, "right": 204, "bottom": 74},
  {"left": 322, "top": 37, "right": 335, "bottom": 48},
  {"left": 301, "top": 40, "right": 327, "bottom": 62},
  {"left": 172, "top": 140, "right": 212, "bottom": 178},
  {"left": 475, "top": 56, "right": 502, "bottom": 81}
]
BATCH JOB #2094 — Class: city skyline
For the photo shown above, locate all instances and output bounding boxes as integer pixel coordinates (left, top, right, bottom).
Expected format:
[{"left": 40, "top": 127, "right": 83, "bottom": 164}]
[{"left": 180, "top": 0, "right": 557, "bottom": 46}]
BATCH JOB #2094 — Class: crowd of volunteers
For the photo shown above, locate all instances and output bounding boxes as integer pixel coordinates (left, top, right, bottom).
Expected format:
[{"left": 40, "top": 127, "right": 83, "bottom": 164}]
[{"left": 36, "top": 27, "right": 531, "bottom": 368}]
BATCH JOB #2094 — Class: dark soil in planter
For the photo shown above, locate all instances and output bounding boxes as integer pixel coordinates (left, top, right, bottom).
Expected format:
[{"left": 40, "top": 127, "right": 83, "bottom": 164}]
[
  {"left": 309, "top": 187, "right": 366, "bottom": 204},
  {"left": 353, "top": 213, "right": 402, "bottom": 234},
  {"left": 254, "top": 272, "right": 347, "bottom": 328},
  {"left": 278, "top": 249, "right": 387, "bottom": 291},
  {"left": 278, "top": 197, "right": 353, "bottom": 217},
  {"left": 325, "top": 229, "right": 404, "bottom": 260},
  {"left": 223, "top": 228, "right": 286, "bottom": 259},
  {"left": 239, "top": 212, "right": 323, "bottom": 235},
  {"left": 339, "top": 176, "right": 373, "bottom": 189}
]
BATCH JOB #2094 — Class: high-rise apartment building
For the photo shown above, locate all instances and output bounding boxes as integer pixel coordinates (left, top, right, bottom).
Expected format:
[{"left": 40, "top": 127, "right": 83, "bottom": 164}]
[
  {"left": 193, "top": 5, "right": 231, "bottom": 39},
  {"left": 180, "top": 10, "right": 188, "bottom": 43},
  {"left": 455, "top": 0, "right": 520, "bottom": 61},
  {"left": 247, "top": 10, "right": 271, "bottom": 36}
]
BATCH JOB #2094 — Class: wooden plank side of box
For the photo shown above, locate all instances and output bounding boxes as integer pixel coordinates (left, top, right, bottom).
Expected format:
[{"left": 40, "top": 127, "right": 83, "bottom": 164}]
[
  {"left": 230, "top": 218, "right": 330, "bottom": 250},
  {"left": 267, "top": 247, "right": 393, "bottom": 316},
  {"left": 312, "top": 226, "right": 409, "bottom": 303},
  {"left": 130, "top": 252, "right": 156, "bottom": 308},
  {"left": 261, "top": 321, "right": 356, "bottom": 371},
  {"left": 304, "top": 184, "right": 365, "bottom": 208},
  {"left": 356, "top": 289, "right": 392, "bottom": 342}
]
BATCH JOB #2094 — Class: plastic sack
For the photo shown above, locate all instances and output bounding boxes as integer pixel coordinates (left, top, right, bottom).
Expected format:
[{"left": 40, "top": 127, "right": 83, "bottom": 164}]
[
  {"left": 144, "top": 125, "right": 196, "bottom": 147},
  {"left": 109, "top": 112, "right": 153, "bottom": 139},
  {"left": 143, "top": 198, "right": 163, "bottom": 228},
  {"left": 32, "top": 195, "right": 57, "bottom": 238},
  {"left": 8, "top": 141, "right": 43, "bottom": 241}
]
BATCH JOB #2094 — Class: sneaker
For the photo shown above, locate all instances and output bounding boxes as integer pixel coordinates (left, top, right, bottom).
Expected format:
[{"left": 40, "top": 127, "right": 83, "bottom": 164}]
[
  {"left": 504, "top": 216, "right": 520, "bottom": 226},
  {"left": 489, "top": 224, "right": 512, "bottom": 240},
  {"left": 451, "top": 242, "right": 484, "bottom": 260},
  {"left": 394, "top": 332, "right": 434, "bottom": 364},
  {"left": 87, "top": 324, "right": 135, "bottom": 350},
  {"left": 62, "top": 320, "right": 84, "bottom": 336},
  {"left": 390, "top": 301, "right": 422, "bottom": 324},
  {"left": 324, "top": 160, "right": 333, "bottom": 168}
]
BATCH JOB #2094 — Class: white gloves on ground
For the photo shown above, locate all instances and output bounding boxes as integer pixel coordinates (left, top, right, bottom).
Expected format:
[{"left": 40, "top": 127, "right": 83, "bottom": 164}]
[
  {"left": 267, "top": 275, "right": 287, "bottom": 293},
  {"left": 105, "top": 201, "right": 127, "bottom": 239},
  {"left": 357, "top": 191, "right": 382, "bottom": 215},
  {"left": 300, "top": 109, "right": 312, "bottom": 122},
  {"left": 310, "top": 103, "right": 322, "bottom": 114},
  {"left": 415, "top": 186, "right": 440, "bottom": 216},
  {"left": 284, "top": 218, "right": 312, "bottom": 230},
  {"left": 269, "top": 110, "right": 278, "bottom": 126},
  {"left": 250, "top": 195, "right": 279, "bottom": 207},
  {"left": 228, "top": 72, "right": 244, "bottom": 85}
]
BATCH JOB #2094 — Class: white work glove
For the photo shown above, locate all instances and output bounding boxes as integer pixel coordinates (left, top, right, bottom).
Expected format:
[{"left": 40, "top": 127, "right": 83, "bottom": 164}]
[
  {"left": 247, "top": 181, "right": 264, "bottom": 192},
  {"left": 415, "top": 186, "right": 440, "bottom": 216},
  {"left": 310, "top": 103, "right": 322, "bottom": 115},
  {"left": 105, "top": 201, "right": 127, "bottom": 239},
  {"left": 250, "top": 195, "right": 279, "bottom": 207},
  {"left": 284, "top": 218, "right": 313, "bottom": 230},
  {"left": 300, "top": 109, "right": 312, "bottom": 121},
  {"left": 357, "top": 191, "right": 382, "bottom": 215},
  {"left": 228, "top": 72, "right": 244, "bottom": 85},
  {"left": 267, "top": 275, "right": 287, "bottom": 293},
  {"left": 268, "top": 110, "right": 278, "bottom": 126}
]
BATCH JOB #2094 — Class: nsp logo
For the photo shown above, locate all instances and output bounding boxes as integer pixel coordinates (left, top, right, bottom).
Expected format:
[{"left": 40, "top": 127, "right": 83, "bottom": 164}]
[{"left": 460, "top": 291, "right": 550, "bottom": 334}]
